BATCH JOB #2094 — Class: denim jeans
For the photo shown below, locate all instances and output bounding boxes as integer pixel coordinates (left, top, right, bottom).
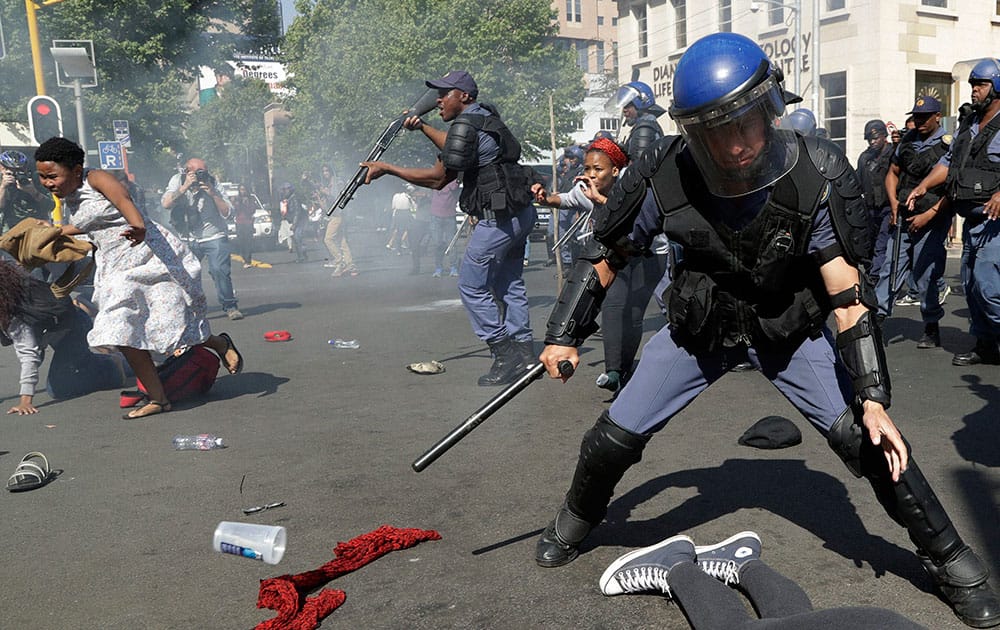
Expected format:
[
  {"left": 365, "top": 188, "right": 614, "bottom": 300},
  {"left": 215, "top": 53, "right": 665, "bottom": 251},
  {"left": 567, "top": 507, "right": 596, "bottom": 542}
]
[{"left": 188, "top": 237, "right": 238, "bottom": 311}]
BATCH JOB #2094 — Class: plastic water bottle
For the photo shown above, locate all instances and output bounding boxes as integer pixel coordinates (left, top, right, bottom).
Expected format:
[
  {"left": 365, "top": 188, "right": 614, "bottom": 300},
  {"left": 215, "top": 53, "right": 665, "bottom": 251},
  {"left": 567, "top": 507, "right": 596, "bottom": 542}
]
[
  {"left": 328, "top": 339, "right": 360, "bottom": 349},
  {"left": 172, "top": 434, "right": 225, "bottom": 450}
]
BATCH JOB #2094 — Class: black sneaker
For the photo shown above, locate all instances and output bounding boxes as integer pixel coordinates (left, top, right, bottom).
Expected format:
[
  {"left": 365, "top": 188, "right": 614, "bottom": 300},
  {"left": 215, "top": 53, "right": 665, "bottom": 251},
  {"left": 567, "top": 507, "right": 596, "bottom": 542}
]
[
  {"left": 694, "top": 531, "right": 761, "bottom": 586},
  {"left": 599, "top": 535, "right": 695, "bottom": 597}
]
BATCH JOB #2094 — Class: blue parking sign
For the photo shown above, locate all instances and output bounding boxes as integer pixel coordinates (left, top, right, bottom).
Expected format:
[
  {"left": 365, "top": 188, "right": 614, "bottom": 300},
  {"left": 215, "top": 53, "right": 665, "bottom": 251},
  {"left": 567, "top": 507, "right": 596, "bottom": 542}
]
[{"left": 98, "top": 141, "right": 124, "bottom": 170}]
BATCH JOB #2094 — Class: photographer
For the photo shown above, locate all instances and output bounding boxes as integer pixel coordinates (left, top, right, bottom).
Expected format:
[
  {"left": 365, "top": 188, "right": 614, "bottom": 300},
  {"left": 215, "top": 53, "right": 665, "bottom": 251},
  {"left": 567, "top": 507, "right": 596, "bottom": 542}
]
[
  {"left": 1, "top": 150, "right": 54, "bottom": 232},
  {"left": 161, "top": 157, "right": 243, "bottom": 320}
]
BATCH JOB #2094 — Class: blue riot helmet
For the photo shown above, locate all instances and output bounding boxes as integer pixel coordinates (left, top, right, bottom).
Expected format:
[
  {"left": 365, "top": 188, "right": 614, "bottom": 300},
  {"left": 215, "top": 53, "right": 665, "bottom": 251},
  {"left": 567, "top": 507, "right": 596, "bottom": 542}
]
[
  {"left": 613, "top": 81, "right": 667, "bottom": 120},
  {"left": 564, "top": 145, "right": 585, "bottom": 163},
  {"left": 780, "top": 108, "right": 817, "bottom": 136},
  {"left": 968, "top": 58, "right": 1000, "bottom": 113},
  {"left": 669, "top": 32, "right": 798, "bottom": 197}
]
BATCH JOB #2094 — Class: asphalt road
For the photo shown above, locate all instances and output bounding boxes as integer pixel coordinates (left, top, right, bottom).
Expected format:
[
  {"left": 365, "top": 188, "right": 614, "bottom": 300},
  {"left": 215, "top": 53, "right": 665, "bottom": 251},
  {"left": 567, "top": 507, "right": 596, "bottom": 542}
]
[{"left": 1, "top": 228, "right": 997, "bottom": 630}]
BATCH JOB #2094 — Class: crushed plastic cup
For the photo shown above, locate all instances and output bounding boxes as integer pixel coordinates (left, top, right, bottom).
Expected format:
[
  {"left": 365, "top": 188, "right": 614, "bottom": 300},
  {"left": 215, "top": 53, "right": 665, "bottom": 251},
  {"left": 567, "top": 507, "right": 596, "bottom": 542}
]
[
  {"left": 213, "top": 521, "right": 286, "bottom": 564},
  {"left": 329, "top": 339, "right": 360, "bottom": 349}
]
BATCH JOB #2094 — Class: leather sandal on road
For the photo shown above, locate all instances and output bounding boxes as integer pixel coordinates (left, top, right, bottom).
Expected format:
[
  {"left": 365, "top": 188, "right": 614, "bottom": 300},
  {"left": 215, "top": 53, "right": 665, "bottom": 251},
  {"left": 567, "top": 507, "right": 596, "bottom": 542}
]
[
  {"left": 122, "top": 400, "right": 172, "bottom": 420},
  {"left": 6, "top": 452, "right": 56, "bottom": 492},
  {"left": 219, "top": 332, "right": 244, "bottom": 374}
]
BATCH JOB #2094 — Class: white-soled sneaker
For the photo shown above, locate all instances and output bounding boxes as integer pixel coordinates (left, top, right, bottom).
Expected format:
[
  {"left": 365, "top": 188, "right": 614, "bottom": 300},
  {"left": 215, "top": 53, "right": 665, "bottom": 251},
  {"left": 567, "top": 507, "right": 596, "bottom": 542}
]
[
  {"left": 694, "top": 531, "right": 761, "bottom": 586},
  {"left": 599, "top": 535, "right": 695, "bottom": 597}
]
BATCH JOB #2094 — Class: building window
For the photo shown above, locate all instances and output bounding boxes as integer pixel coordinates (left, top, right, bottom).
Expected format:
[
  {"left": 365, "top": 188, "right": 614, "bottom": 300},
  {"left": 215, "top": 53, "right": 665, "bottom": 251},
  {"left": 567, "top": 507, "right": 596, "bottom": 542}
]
[
  {"left": 596, "top": 41, "right": 605, "bottom": 71},
  {"left": 915, "top": 70, "right": 954, "bottom": 130},
  {"left": 768, "top": 4, "right": 784, "bottom": 27},
  {"left": 597, "top": 15, "right": 604, "bottom": 26},
  {"left": 566, "top": 0, "right": 582, "bottom": 22},
  {"left": 821, "top": 71, "right": 847, "bottom": 152},
  {"left": 600, "top": 117, "right": 620, "bottom": 132},
  {"left": 612, "top": 17, "right": 618, "bottom": 26},
  {"left": 826, "top": 0, "right": 845, "bottom": 9},
  {"left": 719, "top": 0, "right": 732, "bottom": 32},
  {"left": 921, "top": 0, "right": 948, "bottom": 7},
  {"left": 576, "top": 41, "right": 589, "bottom": 73},
  {"left": 673, "top": 0, "right": 687, "bottom": 49},
  {"left": 636, "top": 5, "right": 648, "bottom": 58}
]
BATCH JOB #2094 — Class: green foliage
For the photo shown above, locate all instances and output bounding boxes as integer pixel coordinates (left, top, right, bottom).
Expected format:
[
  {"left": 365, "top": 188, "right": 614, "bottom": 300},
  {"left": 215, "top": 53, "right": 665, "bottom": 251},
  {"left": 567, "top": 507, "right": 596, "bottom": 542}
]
[
  {"left": 0, "top": 0, "right": 279, "bottom": 183},
  {"left": 278, "top": 0, "right": 585, "bottom": 179}
]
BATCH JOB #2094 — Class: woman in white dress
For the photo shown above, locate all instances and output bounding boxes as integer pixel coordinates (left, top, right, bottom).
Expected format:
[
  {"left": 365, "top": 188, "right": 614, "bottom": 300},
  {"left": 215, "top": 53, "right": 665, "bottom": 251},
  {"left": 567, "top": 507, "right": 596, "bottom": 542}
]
[{"left": 34, "top": 137, "right": 243, "bottom": 419}]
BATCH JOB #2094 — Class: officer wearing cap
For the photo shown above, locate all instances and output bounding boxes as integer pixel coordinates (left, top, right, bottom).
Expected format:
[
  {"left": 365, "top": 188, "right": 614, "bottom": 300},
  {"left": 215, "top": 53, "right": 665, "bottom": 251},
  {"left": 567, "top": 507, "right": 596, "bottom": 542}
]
[
  {"left": 875, "top": 96, "right": 952, "bottom": 349},
  {"left": 908, "top": 58, "right": 1000, "bottom": 366},
  {"left": 0, "top": 150, "right": 54, "bottom": 232},
  {"left": 362, "top": 71, "right": 537, "bottom": 386},
  {"left": 532, "top": 33, "right": 999, "bottom": 627},
  {"left": 857, "top": 120, "right": 895, "bottom": 276}
]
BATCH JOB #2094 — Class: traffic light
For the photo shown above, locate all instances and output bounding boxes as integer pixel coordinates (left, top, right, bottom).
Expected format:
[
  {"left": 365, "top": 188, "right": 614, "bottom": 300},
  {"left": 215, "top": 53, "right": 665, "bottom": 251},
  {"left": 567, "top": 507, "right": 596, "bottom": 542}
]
[{"left": 27, "top": 95, "right": 63, "bottom": 145}]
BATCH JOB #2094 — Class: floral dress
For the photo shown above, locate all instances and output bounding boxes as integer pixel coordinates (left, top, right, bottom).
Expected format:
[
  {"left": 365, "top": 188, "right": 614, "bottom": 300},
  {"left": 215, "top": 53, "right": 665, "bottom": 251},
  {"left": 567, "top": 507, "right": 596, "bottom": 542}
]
[{"left": 63, "top": 175, "right": 211, "bottom": 356}]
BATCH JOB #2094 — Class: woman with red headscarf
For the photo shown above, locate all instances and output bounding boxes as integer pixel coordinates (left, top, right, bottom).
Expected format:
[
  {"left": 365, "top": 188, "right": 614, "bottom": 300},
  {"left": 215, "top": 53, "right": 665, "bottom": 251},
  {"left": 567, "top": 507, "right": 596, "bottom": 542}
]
[{"left": 532, "top": 138, "right": 668, "bottom": 396}]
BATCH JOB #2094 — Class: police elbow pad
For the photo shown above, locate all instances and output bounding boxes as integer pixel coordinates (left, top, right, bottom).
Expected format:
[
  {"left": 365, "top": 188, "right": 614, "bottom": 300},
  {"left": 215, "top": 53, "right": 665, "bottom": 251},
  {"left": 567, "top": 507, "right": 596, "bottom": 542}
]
[
  {"left": 441, "top": 121, "right": 478, "bottom": 172},
  {"left": 545, "top": 260, "right": 607, "bottom": 347},
  {"left": 835, "top": 311, "right": 891, "bottom": 409},
  {"left": 595, "top": 165, "right": 646, "bottom": 247}
]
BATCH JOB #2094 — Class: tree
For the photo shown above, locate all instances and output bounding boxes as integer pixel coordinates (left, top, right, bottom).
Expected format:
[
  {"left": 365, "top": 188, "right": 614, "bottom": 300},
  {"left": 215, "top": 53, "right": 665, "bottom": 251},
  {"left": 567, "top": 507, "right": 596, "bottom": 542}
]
[
  {"left": 0, "top": 0, "right": 280, "bottom": 181},
  {"left": 277, "top": 0, "right": 585, "bottom": 181}
]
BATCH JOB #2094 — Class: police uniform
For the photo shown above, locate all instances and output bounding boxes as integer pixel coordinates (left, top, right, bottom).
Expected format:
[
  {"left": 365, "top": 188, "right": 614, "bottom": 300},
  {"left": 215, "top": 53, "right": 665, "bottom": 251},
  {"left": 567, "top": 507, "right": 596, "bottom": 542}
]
[
  {"left": 874, "top": 103, "right": 952, "bottom": 336},
  {"left": 441, "top": 101, "right": 537, "bottom": 380},
  {"left": 941, "top": 102, "right": 1000, "bottom": 364},
  {"left": 856, "top": 121, "right": 895, "bottom": 278},
  {"left": 534, "top": 33, "right": 999, "bottom": 628}
]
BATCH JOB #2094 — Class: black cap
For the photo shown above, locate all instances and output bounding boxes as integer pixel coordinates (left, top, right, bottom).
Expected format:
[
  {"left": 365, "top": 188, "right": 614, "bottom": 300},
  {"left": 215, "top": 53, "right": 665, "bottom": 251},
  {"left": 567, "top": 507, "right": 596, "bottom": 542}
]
[
  {"left": 738, "top": 416, "right": 802, "bottom": 450},
  {"left": 863, "top": 119, "right": 888, "bottom": 140},
  {"left": 906, "top": 96, "right": 941, "bottom": 114},
  {"left": 425, "top": 71, "right": 478, "bottom": 100}
]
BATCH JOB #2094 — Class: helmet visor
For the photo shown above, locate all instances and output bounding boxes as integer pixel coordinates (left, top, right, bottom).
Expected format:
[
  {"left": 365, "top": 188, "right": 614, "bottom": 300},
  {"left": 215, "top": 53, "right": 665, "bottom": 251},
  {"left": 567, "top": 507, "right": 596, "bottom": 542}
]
[
  {"left": 607, "top": 85, "right": 642, "bottom": 114},
  {"left": 672, "top": 76, "right": 798, "bottom": 197}
]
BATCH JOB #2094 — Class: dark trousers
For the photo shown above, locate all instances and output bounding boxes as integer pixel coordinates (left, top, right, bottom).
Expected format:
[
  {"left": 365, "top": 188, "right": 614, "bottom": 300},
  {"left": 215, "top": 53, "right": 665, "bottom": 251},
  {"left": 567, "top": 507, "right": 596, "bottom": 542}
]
[
  {"left": 235, "top": 223, "right": 254, "bottom": 264},
  {"left": 600, "top": 253, "right": 668, "bottom": 375}
]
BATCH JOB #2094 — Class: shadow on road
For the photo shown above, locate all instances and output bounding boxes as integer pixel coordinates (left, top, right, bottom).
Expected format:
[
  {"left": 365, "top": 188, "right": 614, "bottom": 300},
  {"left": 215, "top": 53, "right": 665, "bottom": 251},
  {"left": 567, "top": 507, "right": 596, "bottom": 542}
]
[{"left": 582, "top": 458, "right": 936, "bottom": 592}]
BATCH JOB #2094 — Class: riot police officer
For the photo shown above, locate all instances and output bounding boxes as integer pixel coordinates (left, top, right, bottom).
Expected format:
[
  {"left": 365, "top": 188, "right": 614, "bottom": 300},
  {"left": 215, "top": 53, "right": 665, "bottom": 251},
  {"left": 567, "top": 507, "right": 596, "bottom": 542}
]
[
  {"left": 362, "top": 71, "right": 537, "bottom": 386},
  {"left": 875, "top": 97, "right": 952, "bottom": 348},
  {"left": 857, "top": 120, "right": 895, "bottom": 278},
  {"left": 614, "top": 81, "right": 666, "bottom": 162},
  {"left": 909, "top": 58, "right": 1000, "bottom": 365},
  {"left": 534, "top": 33, "right": 999, "bottom": 628}
]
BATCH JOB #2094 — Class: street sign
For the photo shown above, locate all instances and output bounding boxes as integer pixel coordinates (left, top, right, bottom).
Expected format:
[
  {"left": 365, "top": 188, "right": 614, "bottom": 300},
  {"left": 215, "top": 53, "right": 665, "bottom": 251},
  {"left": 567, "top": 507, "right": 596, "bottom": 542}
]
[
  {"left": 113, "top": 119, "right": 131, "bottom": 147},
  {"left": 98, "top": 141, "right": 124, "bottom": 170}
]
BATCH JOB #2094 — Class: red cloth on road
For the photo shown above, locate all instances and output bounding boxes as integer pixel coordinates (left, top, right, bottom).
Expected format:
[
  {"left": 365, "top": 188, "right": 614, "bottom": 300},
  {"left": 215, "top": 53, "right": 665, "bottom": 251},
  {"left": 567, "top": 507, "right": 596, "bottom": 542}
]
[{"left": 254, "top": 524, "right": 441, "bottom": 630}]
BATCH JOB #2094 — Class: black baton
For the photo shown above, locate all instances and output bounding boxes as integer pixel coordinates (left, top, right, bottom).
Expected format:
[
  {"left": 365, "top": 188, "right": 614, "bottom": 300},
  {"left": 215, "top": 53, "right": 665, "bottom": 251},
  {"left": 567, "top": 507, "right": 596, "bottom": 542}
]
[{"left": 412, "top": 360, "right": 574, "bottom": 472}]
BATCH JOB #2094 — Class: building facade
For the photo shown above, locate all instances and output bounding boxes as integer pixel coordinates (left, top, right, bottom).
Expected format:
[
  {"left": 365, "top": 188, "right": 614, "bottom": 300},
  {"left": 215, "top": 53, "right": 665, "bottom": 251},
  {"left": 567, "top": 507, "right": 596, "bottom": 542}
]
[
  {"left": 550, "top": 0, "right": 624, "bottom": 143},
  {"left": 615, "top": 0, "right": 1000, "bottom": 160}
]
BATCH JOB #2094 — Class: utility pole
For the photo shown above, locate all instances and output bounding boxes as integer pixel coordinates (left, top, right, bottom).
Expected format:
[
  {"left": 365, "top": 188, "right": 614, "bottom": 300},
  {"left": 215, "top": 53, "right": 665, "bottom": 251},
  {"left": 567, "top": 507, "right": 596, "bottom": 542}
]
[{"left": 25, "top": 0, "right": 66, "bottom": 95}]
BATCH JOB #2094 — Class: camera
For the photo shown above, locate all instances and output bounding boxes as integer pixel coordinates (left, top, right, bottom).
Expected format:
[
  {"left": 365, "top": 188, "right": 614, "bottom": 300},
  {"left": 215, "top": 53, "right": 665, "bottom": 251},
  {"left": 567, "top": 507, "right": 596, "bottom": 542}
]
[
  {"left": 194, "top": 168, "right": 215, "bottom": 185},
  {"left": 14, "top": 170, "right": 32, "bottom": 187}
]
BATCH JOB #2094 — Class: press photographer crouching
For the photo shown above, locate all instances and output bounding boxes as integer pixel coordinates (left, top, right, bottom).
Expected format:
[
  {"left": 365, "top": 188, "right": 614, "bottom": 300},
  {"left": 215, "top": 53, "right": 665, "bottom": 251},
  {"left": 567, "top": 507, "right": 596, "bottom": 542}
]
[
  {"left": 0, "top": 150, "right": 54, "bottom": 233},
  {"left": 161, "top": 157, "right": 243, "bottom": 320}
]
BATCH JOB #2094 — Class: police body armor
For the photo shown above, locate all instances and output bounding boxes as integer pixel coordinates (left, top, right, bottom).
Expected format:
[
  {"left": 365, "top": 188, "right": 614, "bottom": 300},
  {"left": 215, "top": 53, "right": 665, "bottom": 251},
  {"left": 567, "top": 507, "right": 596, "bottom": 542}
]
[
  {"left": 858, "top": 143, "right": 893, "bottom": 210},
  {"left": 624, "top": 114, "right": 664, "bottom": 163},
  {"left": 613, "top": 135, "right": 870, "bottom": 354},
  {"left": 442, "top": 105, "right": 534, "bottom": 220},
  {"left": 945, "top": 114, "right": 1000, "bottom": 210},
  {"left": 895, "top": 130, "right": 950, "bottom": 214}
]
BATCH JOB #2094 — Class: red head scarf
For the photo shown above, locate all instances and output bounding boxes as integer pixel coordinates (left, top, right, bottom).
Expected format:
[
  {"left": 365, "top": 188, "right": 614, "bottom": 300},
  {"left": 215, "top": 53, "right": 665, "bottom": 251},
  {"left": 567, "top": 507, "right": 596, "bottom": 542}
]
[{"left": 587, "top": 137, "right": 628, "bottom": 169}]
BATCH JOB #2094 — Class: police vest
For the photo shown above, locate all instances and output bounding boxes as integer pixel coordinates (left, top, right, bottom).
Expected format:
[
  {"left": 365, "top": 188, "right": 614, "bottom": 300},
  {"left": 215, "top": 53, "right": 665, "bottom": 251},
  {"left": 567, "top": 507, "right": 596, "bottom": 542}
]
[
  {"left": 859, "top": 144, "right": 893, "bottom": 210},
  {"left": 895, "top": 131, "right": 949, "bottom": 213},
  {"left": 648, "top": 137, "right": 832, "bottom": 352},
  {"left": 449, "top": 110, "right": 533, "bottom": 219},
  {"left": 946, "top": 113, "right": 1000, "bottom": 205}
]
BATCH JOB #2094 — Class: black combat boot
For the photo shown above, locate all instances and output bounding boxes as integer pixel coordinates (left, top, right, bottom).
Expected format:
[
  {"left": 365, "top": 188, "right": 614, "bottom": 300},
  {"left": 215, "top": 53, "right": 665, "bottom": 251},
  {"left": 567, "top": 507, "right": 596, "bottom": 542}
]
[
  {"left": 917, "top": 322, "right": 940, "bottom": 349},
  {"left": 829, "top": 410, "right": 1000, "bottom": 627},
  {"left": 515, "top": 339, "right": 538, "bottom": 367},
  {"left": 952, "top": 338, "right": 1000, "bottom": 366},
  {"left": 536, "top": 413, "right": 650, "bottom": 567},
  {"left": 477, "top": 337, "right": 525, "bottom": 386}
]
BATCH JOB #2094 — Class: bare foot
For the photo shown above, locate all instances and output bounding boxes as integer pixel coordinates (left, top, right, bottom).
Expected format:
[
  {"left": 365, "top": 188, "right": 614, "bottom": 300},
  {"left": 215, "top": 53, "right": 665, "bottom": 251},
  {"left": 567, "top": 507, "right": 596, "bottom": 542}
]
[{"left": 123, "top": 400, "right": 172, "bottom": 420}]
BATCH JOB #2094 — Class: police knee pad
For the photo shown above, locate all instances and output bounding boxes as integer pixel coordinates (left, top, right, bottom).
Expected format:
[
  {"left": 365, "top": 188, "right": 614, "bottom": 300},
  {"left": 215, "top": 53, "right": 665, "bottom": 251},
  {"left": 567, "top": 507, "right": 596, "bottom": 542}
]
[{"left": 580, "top": 412, "right": 651, "bottom": 470}]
